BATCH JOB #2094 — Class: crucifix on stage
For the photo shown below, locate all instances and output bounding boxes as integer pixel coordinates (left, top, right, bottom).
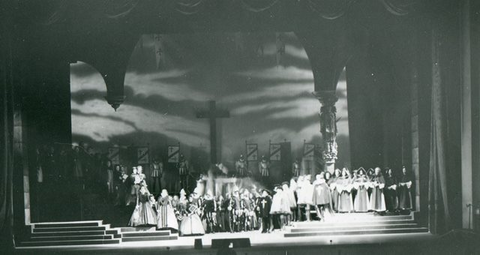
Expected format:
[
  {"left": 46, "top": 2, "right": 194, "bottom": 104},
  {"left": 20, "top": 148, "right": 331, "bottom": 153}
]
[{"left": 196, "top": 100, "right": 230, "bottom": 164}]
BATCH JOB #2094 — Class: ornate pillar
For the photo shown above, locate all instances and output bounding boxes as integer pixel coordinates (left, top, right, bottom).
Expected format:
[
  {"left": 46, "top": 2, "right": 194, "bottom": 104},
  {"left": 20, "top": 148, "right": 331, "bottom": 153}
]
[{"left": 314, "top": 90, "right": 338, "bottom": 174}]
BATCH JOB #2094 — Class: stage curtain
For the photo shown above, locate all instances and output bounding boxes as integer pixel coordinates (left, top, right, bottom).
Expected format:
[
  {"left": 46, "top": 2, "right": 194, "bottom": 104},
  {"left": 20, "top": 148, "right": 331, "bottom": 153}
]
[
  {"left": 0, "top": 1, "right": 15, "bottom": 251},
  {"left": 305, "top": 0, "right": 355, "bottom": 20},
  {"left": 428, "top": 29, "right": 451, "bottom": 234}
]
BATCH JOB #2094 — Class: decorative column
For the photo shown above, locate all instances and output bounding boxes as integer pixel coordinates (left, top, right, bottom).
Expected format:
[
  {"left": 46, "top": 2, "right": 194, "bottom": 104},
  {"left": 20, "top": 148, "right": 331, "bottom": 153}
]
[{"left": 314, "top": 90, "right": 338, "bottom": 174}]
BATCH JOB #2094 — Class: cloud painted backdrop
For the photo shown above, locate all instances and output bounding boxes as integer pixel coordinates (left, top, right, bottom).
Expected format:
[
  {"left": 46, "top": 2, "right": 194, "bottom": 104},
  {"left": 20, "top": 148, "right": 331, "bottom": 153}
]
[{"left": 71, "top": 32, "right": 350, "bottom": 169}]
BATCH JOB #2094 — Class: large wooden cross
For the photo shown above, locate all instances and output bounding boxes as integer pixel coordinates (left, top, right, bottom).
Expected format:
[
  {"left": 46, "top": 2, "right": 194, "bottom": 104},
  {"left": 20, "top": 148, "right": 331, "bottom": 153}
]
[{"left": 196, "top": 100, "right": 230, "bottom": 164}]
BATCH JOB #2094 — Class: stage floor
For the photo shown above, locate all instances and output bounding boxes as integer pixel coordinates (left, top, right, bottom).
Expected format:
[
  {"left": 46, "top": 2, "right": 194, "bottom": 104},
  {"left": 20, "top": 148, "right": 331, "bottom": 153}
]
[
  {"left": 15, "top": 212, "right": 443, "bottom": 254},
  {"left": 15, "top": 228, "right": 436, "bottom": 254}
]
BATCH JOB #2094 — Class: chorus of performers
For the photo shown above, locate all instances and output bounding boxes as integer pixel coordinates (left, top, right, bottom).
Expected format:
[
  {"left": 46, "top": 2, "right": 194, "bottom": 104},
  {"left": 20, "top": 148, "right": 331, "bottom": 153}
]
[{"left": 121, "top": 165, "right": 413, "bottom": 236}]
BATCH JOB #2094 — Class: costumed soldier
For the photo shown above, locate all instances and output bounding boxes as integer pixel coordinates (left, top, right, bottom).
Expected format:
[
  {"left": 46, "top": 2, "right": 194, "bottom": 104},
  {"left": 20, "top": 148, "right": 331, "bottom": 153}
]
[
  {"left": 150, "top": 157, "right": 163, "bottom": 194},
  {"left": 257, "top": 189, "right": 272, "bottom": 233},
  {"left": 292, "top": 158, "right": 301, "bottom": 178},
  {"left": 259, "top": 156, "right": 270, "bottom": 186},
  {"left": 177, "top": 154, "right": 189, "bottom": 191},
  {"left": 235, "top": 155, "right": 248, "bottom": 177}
]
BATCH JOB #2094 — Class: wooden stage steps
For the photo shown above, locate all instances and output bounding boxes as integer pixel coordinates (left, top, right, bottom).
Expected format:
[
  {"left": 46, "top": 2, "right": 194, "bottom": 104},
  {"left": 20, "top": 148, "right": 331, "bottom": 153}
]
[
  {"left": 20, "top": 221, "right": 178, "bottom": 247},
  {"left": 119, "top": 226, "right": 178, "bottom": 242},
  {"left": 284, "top": 212, "right": 428, "bottom": 238}
]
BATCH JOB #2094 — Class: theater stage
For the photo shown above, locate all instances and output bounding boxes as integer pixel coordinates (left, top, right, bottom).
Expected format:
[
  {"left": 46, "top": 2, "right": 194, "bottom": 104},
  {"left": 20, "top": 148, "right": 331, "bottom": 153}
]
[{"left": 14, "top": 213, "right": 445, "bottom": 255}]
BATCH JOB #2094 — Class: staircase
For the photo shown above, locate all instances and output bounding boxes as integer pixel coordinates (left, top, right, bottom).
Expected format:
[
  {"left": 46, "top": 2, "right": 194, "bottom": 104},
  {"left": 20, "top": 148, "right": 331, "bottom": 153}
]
[
  {"left": 19, "top": 221, "right": 179, "bottom": 247},
  {"left": 119, "top": 226, "right": 178, "bottom": 242},
  {"left": 21, "top": 221, "right": 121, "bottom": 246},
  {"left": 285, "top": 213, "right": 428, "bottom": 237}
]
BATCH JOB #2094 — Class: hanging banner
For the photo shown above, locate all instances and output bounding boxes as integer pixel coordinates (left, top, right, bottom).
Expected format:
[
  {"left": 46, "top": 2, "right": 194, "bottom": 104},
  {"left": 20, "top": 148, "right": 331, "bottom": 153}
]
[
  {"left": 269, "top": 143, "right": 281, "bottom": 161},
  {"left": 246, "top": 143, "right": 258, "bottom": 161},
  {"left": 167, "top": 145, "right": 180, "bottom": 163},
  {"left": 303, "top": 143, "right": 315, "bottom": 160},
  {"left": 108, "top": 147, "right": 120, "bottom": 165},
  {"left": 137, "top": 147, "right": 150, "bottom": 164}
]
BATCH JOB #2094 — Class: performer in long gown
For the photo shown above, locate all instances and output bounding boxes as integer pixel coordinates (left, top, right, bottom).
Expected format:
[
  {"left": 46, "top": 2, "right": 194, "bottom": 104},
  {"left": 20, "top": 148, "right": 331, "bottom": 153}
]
[
  {"left": 337, "top": 168, "right": 354, "bottom": 213},
  {"left": 384, "top": 168, "right": 398, "bottom": 213},
  {"left": 369, "top": 167, "right": 387, "bottom": 213},
  {"left": 329, "top": 168, "right": 342, "bottom": 212},
  {"left": 157, "top": 189, "right": 179, "bottom": 230},
  {"left": 289, "top": 178, "right": 298, "bottom": 222},
  {"left": 398, "top": 166, "right": 413, "bottom": 211},
  {"left": 179, "top": 194, "right": 205, "bottom": 236},
  {"left": 128, "top": 183, "right": 157, "bottom": 226},
  {"left": 282, "top": 181, "right": 296, "bottom": 225},
  {"left": 312, "top": 172, "right": 333, "bottom": 221},
  {"left": 353, "top": 168, "right": 371, "bottom": 212}
]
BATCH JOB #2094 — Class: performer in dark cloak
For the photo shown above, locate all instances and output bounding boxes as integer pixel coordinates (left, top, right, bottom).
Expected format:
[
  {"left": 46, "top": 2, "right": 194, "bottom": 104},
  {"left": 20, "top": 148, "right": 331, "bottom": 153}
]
[
  {"left": 215, "top": 195, "right": 226, "bottom": 232},
  {"left": 384, "top": 168, "right": 399, "bottom": 213},
  {"left": 225, "top": 193, "right": 235, "bottom": 233},
  {"left": 398, "top": 166, "right": 413, "bottom": 211},
  {"left": 202, "top": 191, "right": 216, "bottom": 233},
  {"left": 257, "top": 189, "right": 272, "bottom": 233},
  {"left": 113, "top": 165, "right": 128, "bottom": 206},
  {"left": 231, "top": 188, "right": 242, "bottom": 232}
]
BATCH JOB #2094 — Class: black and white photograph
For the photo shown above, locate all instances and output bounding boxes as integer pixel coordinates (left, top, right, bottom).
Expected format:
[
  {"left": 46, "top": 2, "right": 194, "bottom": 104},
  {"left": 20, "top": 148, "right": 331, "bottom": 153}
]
[{"left": 1, "top": 1, "right": 479, "bottom": 254}]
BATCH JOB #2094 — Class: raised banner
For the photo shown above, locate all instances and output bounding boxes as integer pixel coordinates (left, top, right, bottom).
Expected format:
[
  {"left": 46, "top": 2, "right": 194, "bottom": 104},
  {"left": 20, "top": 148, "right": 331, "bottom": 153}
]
[
  {"left": 269, "top": 143, "right": 281, "bottom": 161},
  {"left": 108, "top": 147, "right": 120, "bottom": 165},
  {"left": 303, "top": 143, "right": 315, "bottom": 160},
  {"left": 246, "top": 143, "right": 258, "bottom": 161},
  {"left": 167, "top": 145, "right": 180, "bottom": 163},
  {"left": 137, "top": 147, "right": 150, "bottom": 164}
]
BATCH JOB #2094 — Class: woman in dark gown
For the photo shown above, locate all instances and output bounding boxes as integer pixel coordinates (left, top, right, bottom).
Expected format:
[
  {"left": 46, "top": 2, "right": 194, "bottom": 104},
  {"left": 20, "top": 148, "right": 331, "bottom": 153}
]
[
  {"left": 128, "top": 183, "right": 157, "bottom": 226},
  {"left": 398, "top": 166, "right": 413, "bottom": 210}
]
